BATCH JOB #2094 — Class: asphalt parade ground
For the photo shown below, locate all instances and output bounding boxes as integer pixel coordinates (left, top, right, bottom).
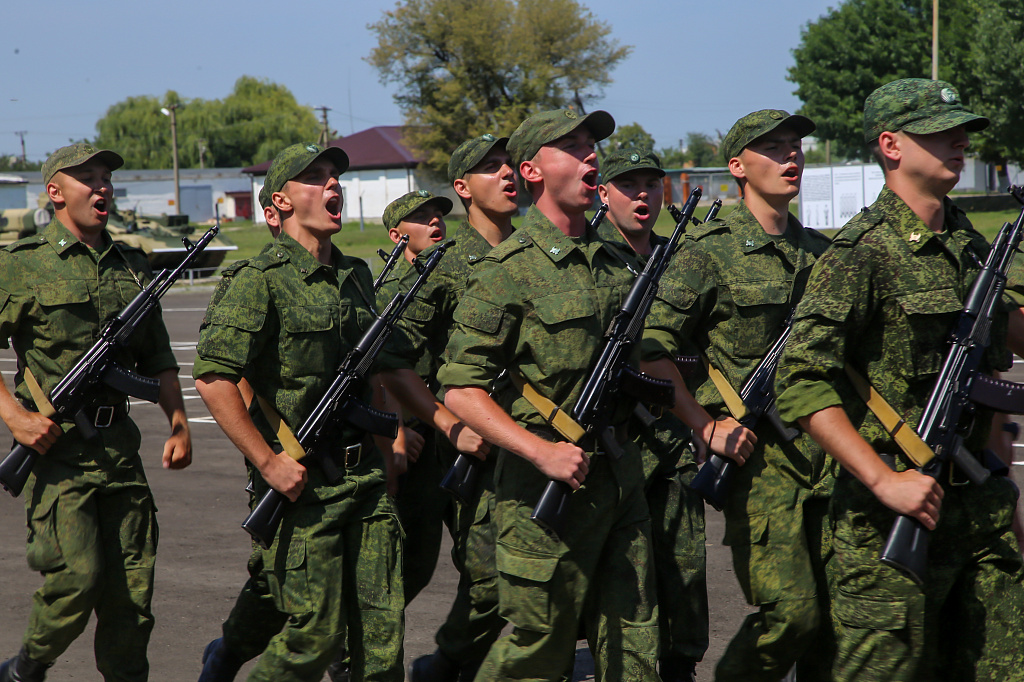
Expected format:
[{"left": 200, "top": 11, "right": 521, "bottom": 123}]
[{"left": 1, "top": 286, "right": 1022, "bottom": 681}]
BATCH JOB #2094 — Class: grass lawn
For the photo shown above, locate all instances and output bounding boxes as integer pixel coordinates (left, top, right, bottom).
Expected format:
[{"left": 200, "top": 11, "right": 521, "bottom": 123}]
[{"left": 213, "top": 202, "right": 1021, "bottom": 280}]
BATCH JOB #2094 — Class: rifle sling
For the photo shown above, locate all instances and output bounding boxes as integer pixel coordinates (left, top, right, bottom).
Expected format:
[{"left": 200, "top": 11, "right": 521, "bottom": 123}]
[
  {"left": 702, "top": 356, "right": 749, "bottom": 420},
  {"left": 844, "top": 363, "right": 934, "bottom": 468},
  {"left": 256, "top": 395, "right": 306, "bottom": 462},
  {"left": 510, "top": 372, "right": 586, "bottom": 444},
  {"left": 23, "top": 367, "right": 57, "bottom": 419}
]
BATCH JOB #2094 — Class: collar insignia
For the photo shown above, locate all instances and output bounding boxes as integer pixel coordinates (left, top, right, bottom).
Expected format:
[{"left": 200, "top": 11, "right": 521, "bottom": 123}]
[
  {"left": 745, "top": 240, "right": 755, "bottom": 247},
  {"left": 59, "top": 238, "right": 67, "bottom": 247},
  {"left": 550, "top": 247, "right": 561, "bottom": 255},
  {"left": 910, "top": 232, "right": 922, "bottom": 243}
]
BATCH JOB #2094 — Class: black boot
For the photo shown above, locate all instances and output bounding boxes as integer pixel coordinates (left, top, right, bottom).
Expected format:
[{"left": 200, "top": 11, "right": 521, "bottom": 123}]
[
  {"left": 197, "top": 638, "right": 243, "bottom": 682},
  {"left": 0, "top": 649, "right": 50, "bottom": 682},
  {"left": 407, "top": 649, "right": 459, "bottom": 682},
  {"left": 659, "top": 656, "right": 697, "bottom": 682}
]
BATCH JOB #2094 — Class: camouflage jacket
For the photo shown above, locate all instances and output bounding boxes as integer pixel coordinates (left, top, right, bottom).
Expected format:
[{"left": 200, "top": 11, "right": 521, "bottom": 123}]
[
  {"left": 193, "top": 231, "right": 399, "bottom": 462},
  {"left": 642, "top": 200, "right": 831, "bottom": 420},
  {"left": 438, "top": 204, "right": 638, "bottom": 432},
  {"left": 775, "top": 186, "right": 1022, "bottom": 455},
  {"left": 0, "top": 218, "right": 176, "bottom": 411}
]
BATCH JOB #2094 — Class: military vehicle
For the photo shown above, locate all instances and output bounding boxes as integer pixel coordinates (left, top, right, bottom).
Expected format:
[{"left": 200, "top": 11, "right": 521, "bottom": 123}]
[{"left": 0, "top": 196, "right": 237, "bottom": 271}]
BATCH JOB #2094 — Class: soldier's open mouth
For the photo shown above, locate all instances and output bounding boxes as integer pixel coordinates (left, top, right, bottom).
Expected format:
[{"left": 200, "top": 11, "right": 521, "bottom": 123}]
[
  {"left": 94, "top": 199, "right": 108, "bottom": 215},
  {"left": 582, "top": 170, "right": 598, "bottom": 189},
  {"left": 326, "top": 196, "right": 341, "bottom": 218}
]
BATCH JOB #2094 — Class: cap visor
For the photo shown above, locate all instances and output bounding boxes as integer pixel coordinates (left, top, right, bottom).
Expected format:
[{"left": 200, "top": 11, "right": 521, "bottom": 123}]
[{"left": 582, "top": 111, "right": 616, "bottom": 143}]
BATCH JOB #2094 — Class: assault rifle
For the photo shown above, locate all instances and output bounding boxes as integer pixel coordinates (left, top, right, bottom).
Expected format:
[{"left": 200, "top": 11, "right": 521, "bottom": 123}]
[
  {"left": 242, "top": 240, "right": 454, "bottom": 549},
  {"left": 0, "top": 224, "right": 222, "bottom": 497},
  {"left": 686, "top": 310, "right": 800, "bottom": 511},
  {"left": 374, "top": 234, "right": 409, "bottom": 291},
  {"left": 530, "top": 189, "right": 703, "bottom": 539},
  {"left": 880, "top": 185, "right": 1024, "bottom": 584},
  {"left": 439, "top": 205, "right": 609, "bottom": 506}
]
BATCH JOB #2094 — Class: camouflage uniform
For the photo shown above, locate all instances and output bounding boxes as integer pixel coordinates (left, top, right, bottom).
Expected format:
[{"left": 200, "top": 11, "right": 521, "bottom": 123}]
[
  {"left": 439, "top": 204, "right": 660, "bottom": 682},
  {"left": 597, "top": 218, "right": 710, "bottom": 667},
  {"left": 0, "top": 217, "right": 176, "bottom": 681},
  {"left": 193, "top": 231, "right": 404, "bottom": 682},
  {"left": 390, "top": 219, "right": 507, "bottom": 665},
  {"left": 775, "top": 186, "right": 1024, "bottom": 681},
  {"left": 642, "top": 200, "right": 837, "bottom": 681}
]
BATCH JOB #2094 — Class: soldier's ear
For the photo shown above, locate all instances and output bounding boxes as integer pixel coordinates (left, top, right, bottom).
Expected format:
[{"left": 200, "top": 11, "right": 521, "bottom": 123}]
[
  {"left": 520, "top": 158, "right": 543, "bottom": 184},
  {"left": 727, "top": 156, "right": 745, "bottom": 182},
  {"left": 388, "top": 227, "right": 404, "bottom": 245},
  {"left": 46, "top": 179, "right": 64, "bottom": 206},
  {"left": 453, "top": 178, "right": 471, "bottom": 202},
  {"left": 271, "top": 190, "right": 292, "bottom": 213},
  {"left": 597, "top": 183, "right": 609, "bottom": 204},
  {"left": 878, "top": 132, "right": 902, "bottom": 164}
]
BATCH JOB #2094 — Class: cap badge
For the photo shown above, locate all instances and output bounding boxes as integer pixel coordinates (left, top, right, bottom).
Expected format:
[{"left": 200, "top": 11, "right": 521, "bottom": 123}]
[
  {"left": 769, "top": 111, "right": 783, "bottom": 120},
  {"left": 305, "top": 144, "right": 319, "bottom": 152},
  {"left": 417, "top": 190, "right": 430, "bottom": 197},
  {"left": 482, "top": 133, "right": 496, "bottom": 141},
  {"left": 550, "top": 247, "right": 561, "bottom": 255},
  {"left": 565, "top": 110, "right": 577, "bottom": 120},
  {"left": 629, "top": 153, "right": 640, "bottom": 163},
  {"left": 940, "top": 88, "right": 958, "bottom": 104},
  {"left": 910, "top": 232, "right": 922, "bottom": 243}
]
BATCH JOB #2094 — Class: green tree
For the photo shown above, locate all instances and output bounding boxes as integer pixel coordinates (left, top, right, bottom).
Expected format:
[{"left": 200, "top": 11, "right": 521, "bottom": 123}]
[
  {"left": 788, "top": 0, "right": 1022, "bottom": 166},
  {"left": 685, "top": 132, "right": 719, "bottom": 167},
  {"left": 603, "top": 122, "right": 656, "bottom": 155},
  {"left": 367, "top": 0, "right": 631, "bottom": 171},
  {"left": 93, "top": 77, "right": 320, "bottom": 169}
]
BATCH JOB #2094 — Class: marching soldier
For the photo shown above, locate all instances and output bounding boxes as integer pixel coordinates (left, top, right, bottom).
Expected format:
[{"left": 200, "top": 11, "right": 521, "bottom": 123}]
[{"left": 0, "top": 144, "right": 192, "bottom": 682}]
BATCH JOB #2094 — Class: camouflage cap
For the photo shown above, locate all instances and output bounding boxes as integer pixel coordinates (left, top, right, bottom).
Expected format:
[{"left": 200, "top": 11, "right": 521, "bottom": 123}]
[
  {"left": 448, "top": 134, "right": 510, "bottom": 184},
  {"left": 507, "top": 109, "right": 615, "bottom": 168},
  {"left": 42, "top": 143, "right": 124, "bottom": 185},
  {"left": 258, "top": 184, "right": 271, "bottom": 210},
  {"left": 864, "top": 78, "right": 989, "bottom": 143},
  {"left": 600, "top": 147, "right": 665, "bottom": 184},
  {"left": 263, "top": 142, "right": 350, "bottom": 201},
  {"left": 382, "top": 190, "right": 454, "bottom": 232},
  {"left": 721, "top": 110, "right": 816, "bottom": 163}
]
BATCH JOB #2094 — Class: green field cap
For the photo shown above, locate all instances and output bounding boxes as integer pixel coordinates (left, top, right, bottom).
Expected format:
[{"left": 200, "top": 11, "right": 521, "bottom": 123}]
[
  {"left": 864, "top": 78, "right": 989, "bottom": 143},
  {"left": 721, "top": 109, "right": 816, "bottom": 162},
  {"left": 448, "top": 134, "right": 509, "bottom": 184},
  {"left": 263, "top": 143, "right": 350, "bottom": 200},
  {"left": 508, "top": 108, "right": 615, "bottom": 167},
  {"left": 42, "top": 143, "right": 124, "bottom": 185},
  {"left": 383, "top": 190, "right": 454, "bottom": 232},
  {"left": 601, "top": 147, "right": 665, "bottom": 184}
]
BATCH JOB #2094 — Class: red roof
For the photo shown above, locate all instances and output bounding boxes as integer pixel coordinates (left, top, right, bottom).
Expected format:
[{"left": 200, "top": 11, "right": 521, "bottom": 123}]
[{"left": 242, "top": 126, "right": 424, "bottom": 175}]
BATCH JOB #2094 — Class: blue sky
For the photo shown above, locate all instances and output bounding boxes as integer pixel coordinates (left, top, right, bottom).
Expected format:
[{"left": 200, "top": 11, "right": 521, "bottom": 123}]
[{"left": 1, "top": 0, "right": 840, "bottom": 162}]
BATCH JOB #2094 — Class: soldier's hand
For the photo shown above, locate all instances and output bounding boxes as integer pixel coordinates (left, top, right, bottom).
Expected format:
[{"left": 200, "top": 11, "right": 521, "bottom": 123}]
[
  {"left": 535, "top": 442, "right": 590, "bottom": 490},
  {"left": 161, "top": 422, "right": 192, "bottom": 470},
  {"left": 703, "top": 417, "right": 757, "bottom": 465},
  {"left": 262, "top": 452, "right": 307, "bottom": 502},
  {"left": 396, "top": 426, "right": 424, "bottom": 464},
  {"left": 9, "top": 408, "right": 62, "bottom": 455},
  {"left": 448, "top": 421, "right": 490, "bottom": 461},
  {"left": 873, "top": 469, "right": 944, "bottom": 530}
]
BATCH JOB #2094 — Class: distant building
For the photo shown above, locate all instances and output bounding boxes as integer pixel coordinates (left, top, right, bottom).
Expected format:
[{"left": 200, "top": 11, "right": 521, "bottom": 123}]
[
  {"left": 243, "top": 126, "right": 458, "bottom": 225},
  {"left": 663, "top": 167, "right": 738, "bottom": 204}
]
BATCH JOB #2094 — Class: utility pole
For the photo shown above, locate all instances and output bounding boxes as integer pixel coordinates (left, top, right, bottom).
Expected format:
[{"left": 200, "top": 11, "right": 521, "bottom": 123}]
[
  {"left": 197, "top": 139, "right": 207, "bottom": 170},
  {"left": 160, "top": 105, "right": 181, "bottom": 215},
  {"left": 316, "top": 106, "right": 332, "bottom": 147},
  {"left": 14, "top": 131, "right": 27, "bottom": 164},
  {"left": 932, "top": 0, "right": 939, "bottom": 80}
]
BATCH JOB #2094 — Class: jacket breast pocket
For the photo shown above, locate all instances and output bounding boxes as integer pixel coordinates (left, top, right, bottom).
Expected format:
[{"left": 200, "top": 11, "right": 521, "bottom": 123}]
[
  {"left": 725, "top": 281, "right": 791, "bottom": 360},
  {"left": 34, "top": 280, "right": 93, "bottom": 340},
  {"left": 893, "top": 288, "right": 961, "bottom": 380},
  {"left": 530, "top": 293, "right": 597, "bottom": 353},
  {"left": 278, "top": 304, "right": 337, "bottom": 376}
]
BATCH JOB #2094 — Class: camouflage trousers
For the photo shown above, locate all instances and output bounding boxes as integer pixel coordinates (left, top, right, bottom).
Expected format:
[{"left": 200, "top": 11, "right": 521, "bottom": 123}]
[
  {"left": 247, "top": 467, "right": 404, "bottom": 682},
  {"left": 646, "top": 462, "right": 709, "bottom": 663},
  {"left": 475, "top": 444, "right": 660, "bottom": 682},
  {"left": 830, "top": 471, "right": 1024, "bottom": 682},
  {"left": 20, "top": 425, "right": 157, "bottom": 682},
  {"left": 395, "top": 428, "right": 451, "bottom": 605},
  {"left": 220, "top": 547, "right": 288, "bottom": 662},
  {"left": 716, "top": 434, "right": 836, "bottom": 682},
  {"left": 434, "top": 454, "right": 505, "bottom": 664}
]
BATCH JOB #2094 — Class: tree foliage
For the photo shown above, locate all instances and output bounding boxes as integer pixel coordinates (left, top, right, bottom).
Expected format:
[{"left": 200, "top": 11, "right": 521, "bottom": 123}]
[
  {"left": 788, "top": 0, "right": 1024, "bottom": 165},
  {"left": 367, "top": 0, "right": 631, "bottom": 171},
  {"left": 93, "top": 77, "right": 321, "bottom": 169},
  {"left": 603, "top": 122, "right": 656, "bottom": 156}
]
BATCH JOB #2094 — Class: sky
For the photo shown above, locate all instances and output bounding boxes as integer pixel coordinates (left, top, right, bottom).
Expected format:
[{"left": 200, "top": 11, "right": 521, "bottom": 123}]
[{"left": 0, "top": 0, "right": 840, "bottom": 163}]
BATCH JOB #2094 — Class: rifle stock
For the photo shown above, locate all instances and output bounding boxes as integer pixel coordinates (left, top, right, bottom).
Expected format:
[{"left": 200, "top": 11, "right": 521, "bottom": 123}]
[
  {"left": 0, "top": 223, "right": 221, "bottom": 497},
  {"left": 242, "top": 240, "right": 454, "bottom": 549}
]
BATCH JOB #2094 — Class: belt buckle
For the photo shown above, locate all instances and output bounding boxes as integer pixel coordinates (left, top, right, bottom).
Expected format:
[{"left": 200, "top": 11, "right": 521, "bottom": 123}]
[
  {"left": 93, "top": 405, "right": 115, "bottom": 428},
  {"left": 344, "top": 443, "right": 362, "bottom": 469}
]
